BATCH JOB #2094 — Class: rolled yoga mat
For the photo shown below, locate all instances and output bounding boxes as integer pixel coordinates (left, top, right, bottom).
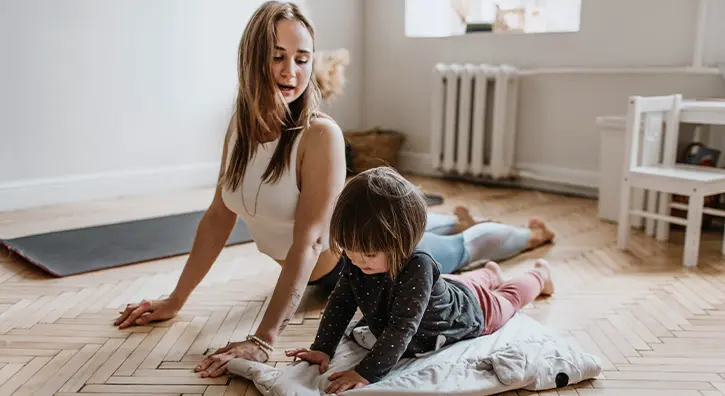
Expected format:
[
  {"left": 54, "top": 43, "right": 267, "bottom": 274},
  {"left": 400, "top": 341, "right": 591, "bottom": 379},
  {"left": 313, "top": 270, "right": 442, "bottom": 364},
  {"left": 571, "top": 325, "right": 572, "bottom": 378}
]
[
  {"left": 424, "top": 194, "right": 444, "bottom": 206},
  {"left": 0, "top": 211, "right": 253, "bottom": 277}
]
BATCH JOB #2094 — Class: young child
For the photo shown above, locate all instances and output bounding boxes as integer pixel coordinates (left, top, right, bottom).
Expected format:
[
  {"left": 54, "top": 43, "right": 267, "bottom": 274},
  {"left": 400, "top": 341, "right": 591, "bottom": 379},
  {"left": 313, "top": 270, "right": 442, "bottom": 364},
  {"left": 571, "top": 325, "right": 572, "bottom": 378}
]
[{"left": 286, "top": 167, "right": 554, "bottom": 394}]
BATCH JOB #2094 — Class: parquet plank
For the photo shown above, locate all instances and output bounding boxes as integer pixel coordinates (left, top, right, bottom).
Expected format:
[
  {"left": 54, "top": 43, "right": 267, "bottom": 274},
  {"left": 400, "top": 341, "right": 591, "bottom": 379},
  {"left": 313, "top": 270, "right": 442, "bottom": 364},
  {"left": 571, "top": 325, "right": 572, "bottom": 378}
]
[
  {"left": 210, "top": 306, "right": 247, "bottom": 349},
  {"left": 223, "top": 377, "right": 249, "bottom": 395},
  {"left": 577, "top": 390, "right": 703, "bottom": 395},
  {"left": 229, "top": 302, "right": 263, "bottom": 345},
  {"left": 41, "top": 289, "right": 95, "bottom": 324},
  {"left": 186, "top": 310, "right": 228, "bottom": 357},
  {"left": 165, "top": 317, "right": 210, "bottom": 362},
  {"left": 0, "top": 363, "right": 25, "bottom": 386},
  {"left": 203, "top": 385, "right": 227, "bottom": 396},
  {"left": 583, "top": 322, "right": 628, "bottom": 364},
  {"left": 80, "top": 384, "right": 208, "bottom": 393},
  {"left": 55, "top": 394, "right": 180, "bottom": 396},
  {"left": 86, "top": 333, "right": 148, "bottom": 383},
  {"left": 591, "top": 379, "right": 715, "bottom": 390},
  {"left": 603, "top": 313, "right": 652, "bottom": 350},
  {"left": 0, "top": 355, "right": 57, "bottom": 395},
  {"left": 61, "top": 338, "right": 126, "bottom": 392},
  {"left": 16, "top": 352, "right": 80, "bottom": 395},
  {"left": 64, "top": 283, "right": 116, "bottom": 319},
  {"left": 700, "top": 391, "right": 725, "bottom": 396},
  {"left": 601, "top": 371, "right": 723, "bottom": 381},
  {"left": 32, "top": 344, "right": 100, "bottom": 395},
  {"left": 139, "top": 322, "right": 189, "bottom": 370},
  {"left": 105, "top": 375, "right": 227, "bottom": 385}
]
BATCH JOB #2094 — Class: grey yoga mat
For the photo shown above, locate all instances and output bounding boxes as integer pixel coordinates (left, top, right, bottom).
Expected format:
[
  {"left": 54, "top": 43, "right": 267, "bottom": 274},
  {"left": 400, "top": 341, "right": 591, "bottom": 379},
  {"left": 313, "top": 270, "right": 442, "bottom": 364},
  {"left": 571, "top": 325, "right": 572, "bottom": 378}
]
[
  {"left": 0, "top": 195, "right": 443, "bottom": 278},
  {"left": 0, "top": 211, "right": 254, "bottom": 277}
]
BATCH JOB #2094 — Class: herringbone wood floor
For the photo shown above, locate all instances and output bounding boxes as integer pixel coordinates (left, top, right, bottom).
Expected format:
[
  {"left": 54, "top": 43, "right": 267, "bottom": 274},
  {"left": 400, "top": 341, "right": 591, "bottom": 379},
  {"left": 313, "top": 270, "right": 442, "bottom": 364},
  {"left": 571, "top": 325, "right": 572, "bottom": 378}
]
[{"left": 2, "top": 176, "right": 725, "bottom": 395}]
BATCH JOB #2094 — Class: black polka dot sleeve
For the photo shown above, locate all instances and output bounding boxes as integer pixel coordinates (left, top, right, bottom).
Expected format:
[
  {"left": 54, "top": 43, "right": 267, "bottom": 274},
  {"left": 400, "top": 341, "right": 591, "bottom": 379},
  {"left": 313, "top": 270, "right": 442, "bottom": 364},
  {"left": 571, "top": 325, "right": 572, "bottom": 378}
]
[
  {"left": 354, "top": 258, "right": 435, "bottom": 383},
  {"left": 309, "top": 264, "right": 358, "bottom": 359}
]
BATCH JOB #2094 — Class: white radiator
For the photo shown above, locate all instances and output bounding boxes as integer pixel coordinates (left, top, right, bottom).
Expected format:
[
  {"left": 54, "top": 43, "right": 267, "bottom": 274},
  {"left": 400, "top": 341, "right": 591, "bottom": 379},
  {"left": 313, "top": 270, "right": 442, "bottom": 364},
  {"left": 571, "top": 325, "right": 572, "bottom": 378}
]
[{"left": 430, "top": 63, "right": 520, "bottom": 179}]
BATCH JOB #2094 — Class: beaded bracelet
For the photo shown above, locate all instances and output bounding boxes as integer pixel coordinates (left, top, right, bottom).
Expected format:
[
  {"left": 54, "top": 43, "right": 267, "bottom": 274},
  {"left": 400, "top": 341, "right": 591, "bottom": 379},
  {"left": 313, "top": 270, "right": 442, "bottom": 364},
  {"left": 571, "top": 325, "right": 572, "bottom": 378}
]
[
  {"left": 247, "top": 334, "right": 274, "bottom": 360},
  {"left": 246, "top": 335, "right": 274, "bottom": 351}
]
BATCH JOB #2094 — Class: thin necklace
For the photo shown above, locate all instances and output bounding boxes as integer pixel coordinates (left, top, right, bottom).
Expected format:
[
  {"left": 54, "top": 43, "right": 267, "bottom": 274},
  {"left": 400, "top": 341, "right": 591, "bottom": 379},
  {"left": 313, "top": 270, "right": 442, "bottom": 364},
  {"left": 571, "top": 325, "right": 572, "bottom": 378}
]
[
  {"left": 240, "top": 140, "right": 271, "bottom": 218},
  {"left": 241, "top": 174, "right": 264, "bottom": 217},
  {"left": 240, "top": 128, "right": 291, "bottom": 217}
]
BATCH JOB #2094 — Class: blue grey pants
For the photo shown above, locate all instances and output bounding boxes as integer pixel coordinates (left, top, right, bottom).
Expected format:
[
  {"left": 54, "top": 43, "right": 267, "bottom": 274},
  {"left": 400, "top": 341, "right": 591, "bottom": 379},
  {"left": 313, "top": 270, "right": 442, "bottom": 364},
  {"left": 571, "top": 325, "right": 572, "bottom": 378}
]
[
  {"left": 309, "top": 213, "right": 532, "bottom": 294},
  {"left": 418, "top": 213, "right": 532, "bottom": 274}
]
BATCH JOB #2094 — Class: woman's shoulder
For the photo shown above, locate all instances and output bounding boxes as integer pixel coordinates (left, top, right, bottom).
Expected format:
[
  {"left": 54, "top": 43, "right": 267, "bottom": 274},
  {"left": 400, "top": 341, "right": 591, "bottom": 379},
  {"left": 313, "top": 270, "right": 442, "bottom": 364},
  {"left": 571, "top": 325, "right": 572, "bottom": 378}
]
[
  {"left": 307, "top": 112, "right": 342, "bottom": 137},
  {"left": 299, "top": 113, "right": 345, "bottom": 153}
]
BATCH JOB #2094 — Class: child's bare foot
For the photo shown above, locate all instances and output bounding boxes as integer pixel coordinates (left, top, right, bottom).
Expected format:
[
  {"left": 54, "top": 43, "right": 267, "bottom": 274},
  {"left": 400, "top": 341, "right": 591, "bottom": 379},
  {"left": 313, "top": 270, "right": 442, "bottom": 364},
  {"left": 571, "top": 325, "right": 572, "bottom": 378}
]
[
  {"left": 526, "top": 217, "right": 556, "bottom": 249},
  {"left": 454, "top": 206, "right": 497, "bottom": 233},
  {"left": 454, "top": 206, "right": 476, "bottom": 233},
  {"left": 532, "top": 259, "right": 555, "bottom": 296},
  {"left": 483, "top": 261, "right": 505, "bottom": 288}
]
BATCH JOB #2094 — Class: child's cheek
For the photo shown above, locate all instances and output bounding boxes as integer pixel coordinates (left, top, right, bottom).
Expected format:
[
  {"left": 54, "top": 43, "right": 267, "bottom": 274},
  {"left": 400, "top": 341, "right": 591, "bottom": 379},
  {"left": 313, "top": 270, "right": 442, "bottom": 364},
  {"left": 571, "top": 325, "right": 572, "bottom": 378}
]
[{"left": 376, "top": 258, "right": 388, "bottom": 272}]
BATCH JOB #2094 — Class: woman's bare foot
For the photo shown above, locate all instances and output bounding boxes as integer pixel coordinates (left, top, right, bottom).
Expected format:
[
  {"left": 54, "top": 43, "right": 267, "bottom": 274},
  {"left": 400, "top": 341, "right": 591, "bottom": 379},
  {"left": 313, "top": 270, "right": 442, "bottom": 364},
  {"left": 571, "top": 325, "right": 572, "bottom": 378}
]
[
  {"left": 454, "top": 206, "right": 497, "bottom": 233},
  {"left": 483, "top": 261, "right": 505, "bottom": 288},
  {"left": 526, "top": 217, "right": 556, "bottom": 249},
  {"left": 532, "top": 259, "right": 555, "bottom": 296}
]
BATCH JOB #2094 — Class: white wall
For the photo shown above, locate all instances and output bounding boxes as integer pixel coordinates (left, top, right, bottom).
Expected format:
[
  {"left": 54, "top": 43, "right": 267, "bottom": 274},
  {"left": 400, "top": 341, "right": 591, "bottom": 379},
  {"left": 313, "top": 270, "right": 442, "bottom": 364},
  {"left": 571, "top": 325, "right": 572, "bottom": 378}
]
[
  {"left": 306, "top": 0, "right": 364, "bottom": 130},
  {"left": 0, "top": 0, "right": 363, "bottom": 211},
  {"left": 363, "top": 0, "right": 725, "bottom": 189},
  {"left": 704, "top": 0, "right": 725, "bottom": 66}
]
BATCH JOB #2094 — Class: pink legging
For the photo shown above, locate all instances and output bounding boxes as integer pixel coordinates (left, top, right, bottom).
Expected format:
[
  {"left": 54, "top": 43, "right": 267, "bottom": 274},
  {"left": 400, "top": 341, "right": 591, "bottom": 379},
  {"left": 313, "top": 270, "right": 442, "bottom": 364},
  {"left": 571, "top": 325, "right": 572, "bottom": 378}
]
[{"left": 443, "top": 267, "right": 544, "bottom": 335}]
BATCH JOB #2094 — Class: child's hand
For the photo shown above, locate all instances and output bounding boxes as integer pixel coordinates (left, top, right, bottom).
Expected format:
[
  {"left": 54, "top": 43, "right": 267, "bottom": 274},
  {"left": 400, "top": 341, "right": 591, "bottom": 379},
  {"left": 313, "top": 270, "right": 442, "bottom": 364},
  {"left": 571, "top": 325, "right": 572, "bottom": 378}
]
[
  {"left": 326, "top": 370, "right": 369, "bottom": 394},
  {"left": 285, "top": 348, "right": 330, "bottom": 373}
]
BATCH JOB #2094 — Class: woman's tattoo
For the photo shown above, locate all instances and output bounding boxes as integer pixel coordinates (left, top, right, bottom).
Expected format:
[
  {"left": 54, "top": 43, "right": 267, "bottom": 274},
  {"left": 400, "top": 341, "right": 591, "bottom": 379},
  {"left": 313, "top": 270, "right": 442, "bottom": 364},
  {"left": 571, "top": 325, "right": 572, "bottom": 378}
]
[
  {"left": 279, "top": 289, "right": 304, "bottom": 332},
  {"left": 291, "top": 289, "right": 303, "bottom": 306},
  {"left": 279, "top": 318, "right": 291, "bottom": 332}
]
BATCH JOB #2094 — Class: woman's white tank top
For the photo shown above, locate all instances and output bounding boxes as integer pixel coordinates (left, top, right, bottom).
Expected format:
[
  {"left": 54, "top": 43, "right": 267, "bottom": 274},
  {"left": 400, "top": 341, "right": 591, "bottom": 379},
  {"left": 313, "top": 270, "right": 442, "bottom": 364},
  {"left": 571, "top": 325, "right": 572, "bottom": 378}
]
[{"left": 220, "top": 131, "right": 303, "bottom": 260}]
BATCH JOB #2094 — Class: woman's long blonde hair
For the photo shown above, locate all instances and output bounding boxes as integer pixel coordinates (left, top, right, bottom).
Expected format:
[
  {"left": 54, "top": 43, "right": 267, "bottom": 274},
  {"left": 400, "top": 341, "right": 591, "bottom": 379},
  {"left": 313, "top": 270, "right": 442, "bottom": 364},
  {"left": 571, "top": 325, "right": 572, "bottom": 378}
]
[{"left": 221, "top": 1, "right": 322, "bottom": 190}]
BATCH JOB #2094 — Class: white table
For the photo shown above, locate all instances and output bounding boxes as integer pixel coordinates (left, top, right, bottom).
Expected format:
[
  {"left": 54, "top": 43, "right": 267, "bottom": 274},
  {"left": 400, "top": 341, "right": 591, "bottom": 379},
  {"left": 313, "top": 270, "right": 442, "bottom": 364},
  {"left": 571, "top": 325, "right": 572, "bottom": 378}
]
[{"left": 681, "top": 100, "right": 725, "bottom": 125}]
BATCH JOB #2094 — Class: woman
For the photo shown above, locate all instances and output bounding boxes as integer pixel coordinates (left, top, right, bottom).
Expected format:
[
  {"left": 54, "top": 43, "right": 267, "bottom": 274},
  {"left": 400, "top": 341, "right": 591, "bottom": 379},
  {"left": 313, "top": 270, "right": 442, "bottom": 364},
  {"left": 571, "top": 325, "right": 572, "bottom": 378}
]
[{"left": 113, "top": 1, "right": 555, "bottom": 379}]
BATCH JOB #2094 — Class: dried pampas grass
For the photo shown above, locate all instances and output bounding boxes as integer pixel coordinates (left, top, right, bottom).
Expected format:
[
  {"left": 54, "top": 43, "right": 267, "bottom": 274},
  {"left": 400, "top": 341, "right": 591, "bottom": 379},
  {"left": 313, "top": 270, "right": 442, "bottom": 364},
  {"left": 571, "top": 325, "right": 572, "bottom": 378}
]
[{"left": 314, "top": 48, "right": 350, "bottom": 102}]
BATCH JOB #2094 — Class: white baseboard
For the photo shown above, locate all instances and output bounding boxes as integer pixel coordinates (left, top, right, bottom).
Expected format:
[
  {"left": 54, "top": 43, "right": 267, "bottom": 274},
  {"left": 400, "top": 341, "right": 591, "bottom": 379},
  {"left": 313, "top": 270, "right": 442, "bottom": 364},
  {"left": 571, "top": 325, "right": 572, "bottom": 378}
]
[
  {"left": 0, "top": 162, "right": 219, "bottom": 212},
  {"left": 2, "top": 154, "right": 602, "bottom": 212},
  {"left": 399, "top": 151, "right": 599, "bottom": 189},
  {"left": 398, "top": 151, "right": 440, "bottom": 176},
  {"left": 516, "top": 162, "right": 599, "bottom": 189}
]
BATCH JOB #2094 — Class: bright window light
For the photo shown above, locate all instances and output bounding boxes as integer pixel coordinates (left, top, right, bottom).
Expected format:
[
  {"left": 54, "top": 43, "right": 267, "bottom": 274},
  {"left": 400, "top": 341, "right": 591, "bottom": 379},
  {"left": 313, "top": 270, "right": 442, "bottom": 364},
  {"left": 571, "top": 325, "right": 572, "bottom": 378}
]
[{"left": 405, "top": 0, "right": 581, "bottom": 38}]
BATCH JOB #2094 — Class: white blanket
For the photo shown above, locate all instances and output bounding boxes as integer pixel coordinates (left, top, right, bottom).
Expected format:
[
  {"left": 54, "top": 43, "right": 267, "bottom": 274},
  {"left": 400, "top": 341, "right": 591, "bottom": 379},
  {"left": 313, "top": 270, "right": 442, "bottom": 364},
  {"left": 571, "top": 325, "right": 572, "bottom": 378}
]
[{"left": 228, "top": 313, "right": 601, "bottom": 395}]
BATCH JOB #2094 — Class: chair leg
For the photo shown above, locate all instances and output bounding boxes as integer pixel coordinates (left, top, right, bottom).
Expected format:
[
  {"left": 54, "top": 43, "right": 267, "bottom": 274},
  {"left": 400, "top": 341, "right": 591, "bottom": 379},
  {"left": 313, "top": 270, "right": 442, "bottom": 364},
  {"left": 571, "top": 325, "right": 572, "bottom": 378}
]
[
  {"left": 645, "top": 190, "right": 657, "bottom": 237},
  {"left": 683, "top": 193, "right": 704, "bottom": 268},
  {"left": 617, "top": 180, "right": 633, "bottom": 250},
  {"left": 632, "top": 187, "right": 645, "bottom": 229},
  {"left": 656, "top": 192, "right": 671, "bottom": 241}
]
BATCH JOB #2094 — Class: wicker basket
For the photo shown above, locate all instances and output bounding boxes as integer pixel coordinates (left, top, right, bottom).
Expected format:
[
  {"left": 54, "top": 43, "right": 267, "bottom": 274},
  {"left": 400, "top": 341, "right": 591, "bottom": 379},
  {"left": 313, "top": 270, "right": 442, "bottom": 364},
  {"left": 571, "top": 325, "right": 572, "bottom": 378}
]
[{"left": 343, "top": 127, "right": 406, "bottom": 173}]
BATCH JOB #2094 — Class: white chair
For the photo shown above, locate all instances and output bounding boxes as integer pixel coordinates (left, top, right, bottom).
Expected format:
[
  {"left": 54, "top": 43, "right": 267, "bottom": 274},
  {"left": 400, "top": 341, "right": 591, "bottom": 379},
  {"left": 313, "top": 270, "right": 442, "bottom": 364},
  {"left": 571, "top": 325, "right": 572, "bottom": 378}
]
[{"left": 616, "top": 94, "right": 725, "bottom": 267}]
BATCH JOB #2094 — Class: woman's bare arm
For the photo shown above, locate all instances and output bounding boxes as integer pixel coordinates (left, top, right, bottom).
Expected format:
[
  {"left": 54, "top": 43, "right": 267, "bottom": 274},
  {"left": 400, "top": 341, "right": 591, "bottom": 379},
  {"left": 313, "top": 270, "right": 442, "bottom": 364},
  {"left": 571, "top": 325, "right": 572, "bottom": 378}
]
[
  {"left": 254, "top": 119, "right": 347, "bottom": 344},
  {"left": 166, "top": 188, "right": 237, "bottom": 305}
]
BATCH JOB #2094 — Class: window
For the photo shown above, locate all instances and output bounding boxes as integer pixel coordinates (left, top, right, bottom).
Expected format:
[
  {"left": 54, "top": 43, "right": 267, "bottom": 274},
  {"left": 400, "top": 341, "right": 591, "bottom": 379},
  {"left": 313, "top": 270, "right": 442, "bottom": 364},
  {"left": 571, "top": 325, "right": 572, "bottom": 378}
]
[{"left": 405, "top": 0, "right": 581, "bottom": 38}]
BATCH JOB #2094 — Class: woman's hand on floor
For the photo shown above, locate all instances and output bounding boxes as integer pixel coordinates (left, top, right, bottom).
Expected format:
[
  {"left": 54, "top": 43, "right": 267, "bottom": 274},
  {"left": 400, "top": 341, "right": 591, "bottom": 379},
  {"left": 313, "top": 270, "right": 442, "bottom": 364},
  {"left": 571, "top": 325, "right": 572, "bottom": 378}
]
[
  {"left": 285, "top": 348, "right": 330, "bottom": 374},
  {"left": 326, "top": 370, "right": 369, "bottom": 394},
  {"left": 114, "top": 298, "right": 181, "bottom": 329},
  {"left": 195, "top": 340, "right": 269, "bottom": 378}
]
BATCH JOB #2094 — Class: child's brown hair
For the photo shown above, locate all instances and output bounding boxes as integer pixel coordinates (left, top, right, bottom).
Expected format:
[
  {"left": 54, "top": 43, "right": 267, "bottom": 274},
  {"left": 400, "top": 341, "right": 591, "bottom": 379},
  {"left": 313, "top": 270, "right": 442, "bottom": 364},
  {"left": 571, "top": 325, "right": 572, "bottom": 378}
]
[{"left": 329, "top": 167, "right": 427, "bottom": 278}]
